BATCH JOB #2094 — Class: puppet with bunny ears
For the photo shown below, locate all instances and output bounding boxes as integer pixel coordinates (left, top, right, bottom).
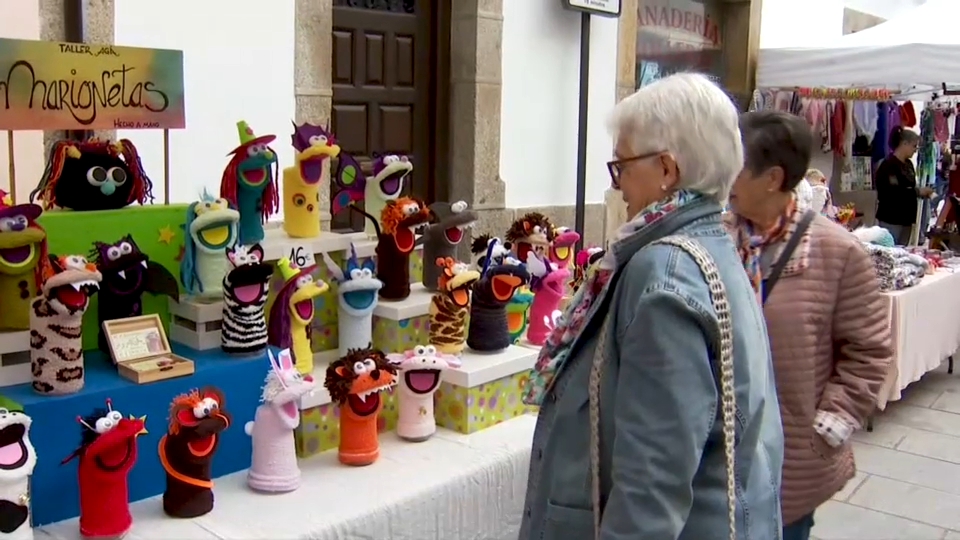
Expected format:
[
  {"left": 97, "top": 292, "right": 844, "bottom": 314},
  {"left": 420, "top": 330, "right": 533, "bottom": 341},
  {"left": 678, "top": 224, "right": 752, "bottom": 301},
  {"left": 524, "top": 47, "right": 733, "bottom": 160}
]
[
  {"left": 525, "top": 251, "right": 570, "bottom": 346},
  {"left": 322, "top": 244, "right": 382, "bottom": 357},
  {"left": 220, "top": 244, "right": 272, "bottom": 355}
]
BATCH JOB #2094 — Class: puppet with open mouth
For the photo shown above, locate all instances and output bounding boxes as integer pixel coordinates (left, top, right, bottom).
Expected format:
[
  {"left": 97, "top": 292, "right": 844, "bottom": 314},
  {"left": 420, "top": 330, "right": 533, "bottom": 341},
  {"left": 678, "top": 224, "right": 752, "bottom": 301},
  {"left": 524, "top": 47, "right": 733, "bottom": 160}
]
[
  {"left": 267, "top": 258, "right": 329, "bottom": 374},
  {"left": 284, "top": 123, "right": 341, "bottom": 239},
  {"left": 321, "top": 245, "right": 382, "bottom": 357},
  {"left": 429, "top": 257, "right": 481, "bottom": 355},
  {"left": 352, "top": 197, "right": 431, "bottom": 301},
  {"left": 548, "top": 226, "right": 580, "bottom": 272},
  {"left": 180, "top": 193, "right": 240, "bottom": 299},
  {"left": 506, "top": 287, "right": 534, "bottom": 344},
  {"left": 0, "top": 192, "right": 50, "bottom": 331},
  {"left": 324, "top": 347, "right": 397, "bottom": 466},
  {"left": 467, "top": 243, "right": 529, "bottom": 353},
  {"left": 387, "top": 345, "right": 460, "bottom": 442},
  {"left": 221, "top": 244, "right": 272, "bottom": 355},
  {"left": 0, "top": 408, "right": 36, "bottom": 540},
  {"left": 220, "top": 121, "right": 279, "bottom": 244},
  {"left": 245, "top": 349, "right": 316, "bottom": 492},
  {"left": 30, "top": 254, "right": 101, "bottom": 395},
  {"left": 159, "top": 387, "right": 231, "bottom": 518},
  {"left": 418, "top": 200, "right": 477, "bottom": 291},
  {"left": 90, "top": 235, "right": 179, "bottom": 355},
  {"left": 333, "top": 153, "right": 413, "bottom": 238},
  {"left": 505, "top": 212, "right": 554, "bottom": 264},
  {"left": 525, "top": 252, "right": 571, "bottom": 346},
  {"left": 62, "top": 399, "right": 146, "bottom": 539}
]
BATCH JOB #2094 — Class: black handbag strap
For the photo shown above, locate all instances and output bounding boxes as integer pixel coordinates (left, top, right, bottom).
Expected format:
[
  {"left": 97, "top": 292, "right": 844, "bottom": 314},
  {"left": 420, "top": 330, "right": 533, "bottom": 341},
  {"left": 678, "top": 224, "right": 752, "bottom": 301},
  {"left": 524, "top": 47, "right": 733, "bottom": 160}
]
[{"left": 762, "top": 210, "right": 816, "bottom": 305}]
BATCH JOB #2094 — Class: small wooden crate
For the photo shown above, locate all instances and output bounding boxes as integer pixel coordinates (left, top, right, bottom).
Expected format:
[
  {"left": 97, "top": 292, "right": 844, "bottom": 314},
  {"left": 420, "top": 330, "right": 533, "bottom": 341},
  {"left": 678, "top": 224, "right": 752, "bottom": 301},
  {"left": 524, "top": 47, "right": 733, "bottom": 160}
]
[
  {"left": 169, "top": 296, "right": 222, "bottom": 351},
  {"left": 103, "top": 314, "right": 195, "bottom": 384}
]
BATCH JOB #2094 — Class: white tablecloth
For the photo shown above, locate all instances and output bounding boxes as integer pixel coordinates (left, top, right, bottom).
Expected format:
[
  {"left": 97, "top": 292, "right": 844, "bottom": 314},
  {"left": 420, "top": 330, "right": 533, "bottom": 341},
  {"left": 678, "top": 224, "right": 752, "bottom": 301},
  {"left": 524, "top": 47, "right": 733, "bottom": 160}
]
[
  {"left": 878, "top": 270, "right": 960, "bottom": 409},
  {"left": 40, "top": 415, "right": 537, "bottom": 540}
]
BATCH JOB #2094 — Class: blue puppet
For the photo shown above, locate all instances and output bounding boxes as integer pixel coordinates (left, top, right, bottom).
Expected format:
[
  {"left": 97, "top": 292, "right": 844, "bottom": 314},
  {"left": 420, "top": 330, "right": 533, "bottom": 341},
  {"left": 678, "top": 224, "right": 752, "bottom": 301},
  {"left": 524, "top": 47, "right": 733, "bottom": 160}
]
[
  {"left": 321, "top": 244, "right": 382, "bottom": 356},
  {"left": 180, "top": 190, "right": 241, "bottom": 299}
]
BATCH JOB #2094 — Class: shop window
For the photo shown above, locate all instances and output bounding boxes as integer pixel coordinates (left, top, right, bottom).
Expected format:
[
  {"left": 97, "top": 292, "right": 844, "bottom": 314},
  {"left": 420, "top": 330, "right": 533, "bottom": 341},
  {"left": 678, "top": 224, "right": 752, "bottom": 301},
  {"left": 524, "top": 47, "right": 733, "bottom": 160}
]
[
  {"left": 333, "top": 0, "right": 415, "bottom": 13},
  {"left": 636, "top": 0, "right": 724, "bottom": 88}
]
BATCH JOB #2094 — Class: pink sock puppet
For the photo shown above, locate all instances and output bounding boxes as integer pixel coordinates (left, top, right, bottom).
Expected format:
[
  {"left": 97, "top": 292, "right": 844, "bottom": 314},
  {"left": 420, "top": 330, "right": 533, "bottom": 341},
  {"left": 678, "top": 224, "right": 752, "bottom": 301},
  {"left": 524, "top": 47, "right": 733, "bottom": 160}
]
[
  {"left": 525, "top": 252, "right": 570, "bottom": 346},
  {"left": 387, "top": 346, "right": 461, "bottom": 441}
]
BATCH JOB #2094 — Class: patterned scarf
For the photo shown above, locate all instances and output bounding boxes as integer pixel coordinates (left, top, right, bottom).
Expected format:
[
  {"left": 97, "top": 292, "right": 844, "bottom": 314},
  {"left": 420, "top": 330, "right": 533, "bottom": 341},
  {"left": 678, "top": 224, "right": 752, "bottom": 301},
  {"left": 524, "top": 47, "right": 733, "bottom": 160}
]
[{"left": 522, "top": 190, "right": 702, "bottom": 406}]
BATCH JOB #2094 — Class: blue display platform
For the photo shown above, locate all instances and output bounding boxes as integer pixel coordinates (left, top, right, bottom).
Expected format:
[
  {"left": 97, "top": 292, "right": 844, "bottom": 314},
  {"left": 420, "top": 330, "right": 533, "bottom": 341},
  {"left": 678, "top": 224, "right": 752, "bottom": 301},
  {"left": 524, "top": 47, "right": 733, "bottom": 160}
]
[{"left": 2, "top": 345, "right": 268, "bottom": 526}]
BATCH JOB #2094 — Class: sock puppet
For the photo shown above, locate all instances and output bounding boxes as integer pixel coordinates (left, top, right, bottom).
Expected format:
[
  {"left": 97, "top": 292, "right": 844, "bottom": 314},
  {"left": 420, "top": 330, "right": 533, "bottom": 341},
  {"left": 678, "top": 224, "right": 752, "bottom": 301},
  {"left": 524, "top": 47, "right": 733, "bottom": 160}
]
[
  {"left": 30, "top": 255, "right": 101, "bottom": 395},
  {"left": 351, "top": 198, "right": 431, "bottom": 301},
  {"left": 31, "top": 138, "right": 153, "bottom": 211},
  {"left": 283, "top": 122, "right": 342, "bottom": 239},
  {"left": 505, "top": 212, "right": 554, "bottom": 264},
  {"left": 245, "top": 349, "right": 316, "bottom": 493},
  {"left": 506, "top": 287, "right": 534, "bottom": 344},
  {"left": 180, "top": 193, "right": 240, "bottom": 299},
  {"left": 321, "top": 245, "right": 382, "bottom": 357},
  {"left": 0, "top": 192, "right": 50, "bottom": 331},
  {"left": 548, "top": 226, "right": 580, "bottom": 272},
  {"left": 571, "top": 247, "right": 605, "bottom": 293},
  {"left": 418, "top": 200, "right": 477, "bottom": 291},
  {"left": 524, "top": 252, "right": 571, "bottom": 346},
  {"left": 324, "top": 347, "right": 397, "bottom": 466},
  {"left": 428, "top": 257, "right": 480, "bottom": 355},
  {"left": 90, "top": 235, "right": 179, "bottom": 355},
  {"left": 219, "top": 121, "right": 279, "bottom": 245},
  {"left": 333, "top": 153, "right": 413, "bottom": 238},
  {"left": 266, "top": 258, "right": 329, "bottom": 374},
  {"left": 0, "top": 408, "right": 36, "bottom": 540},
  {"left": 159, "top": 387, "right": 231, "bottom": 518},
  {"left": 470, "top": 234, "right": 513, "bottom": 271},
  {"left": 62, "top": 399, "right": 146, "bottom": 539},
  {"left": 220, "top": 244, "right": 272, "bottom": 356},
  {"left": 386, "top": 345, "right": 460, "bottom": 442},
  {"left": 467, "top": 243, "right": 529, "bottom": 353}
]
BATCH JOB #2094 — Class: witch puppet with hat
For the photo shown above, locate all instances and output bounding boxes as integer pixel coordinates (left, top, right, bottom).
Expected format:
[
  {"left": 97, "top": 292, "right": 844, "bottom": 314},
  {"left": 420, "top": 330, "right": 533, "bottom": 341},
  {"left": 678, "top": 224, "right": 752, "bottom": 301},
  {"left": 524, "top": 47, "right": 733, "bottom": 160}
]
[
  {"left": 0, "top": 190, "right": 52, "bottom": 330},
  {"left": 219, "top": 121, "right": 280, "bottom": 245}
]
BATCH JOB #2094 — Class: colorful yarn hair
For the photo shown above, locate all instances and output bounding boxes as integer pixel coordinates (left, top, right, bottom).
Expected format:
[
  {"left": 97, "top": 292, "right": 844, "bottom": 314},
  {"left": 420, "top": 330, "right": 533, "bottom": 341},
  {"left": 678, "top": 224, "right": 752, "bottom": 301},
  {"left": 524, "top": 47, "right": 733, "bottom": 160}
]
[
  {"left": 219, "top": 143, "right": 279, "bottom": 224},
  {"left": 167, "top": 389, "right": 204, "bottom": 435},
  {"left": 33, "top": 139, "right": 153, "bottom": 209},
  {"left": 266, "top": 269, "right": 307, "bottom": 350}
]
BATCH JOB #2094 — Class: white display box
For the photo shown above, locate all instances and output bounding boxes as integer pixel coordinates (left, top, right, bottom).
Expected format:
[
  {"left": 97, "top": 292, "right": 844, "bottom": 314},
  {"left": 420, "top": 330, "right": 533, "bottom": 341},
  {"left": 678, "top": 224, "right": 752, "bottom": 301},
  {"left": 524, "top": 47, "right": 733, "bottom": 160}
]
[
  {"left": 373, "top": 283, "right": 433, "bottom": 320},
  {"left": 0, "top": 330, "right": 30, "bottom": 387},
  {"left": 260, "top": 228, "right": 364, "bottom": 264},
  {"left": 443, "top": 345, "right": 538, "bottom": 388},
  {"left": 169, "top": 296, "right": 223, "bottom": 351}
]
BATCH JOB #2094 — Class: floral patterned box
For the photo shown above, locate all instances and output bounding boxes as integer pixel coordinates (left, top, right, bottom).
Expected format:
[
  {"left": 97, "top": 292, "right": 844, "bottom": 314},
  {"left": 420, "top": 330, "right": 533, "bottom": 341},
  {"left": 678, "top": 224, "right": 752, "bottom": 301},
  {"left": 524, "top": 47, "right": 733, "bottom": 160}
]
[
  {"left": 294, "top": 388, "right": 400, "bottom": 458},
  {"left": 372, "top": 315, "right": 430, "bottom": 354},
  {"left": 434, "top": 371, "right": 538, "bottom": 434}
]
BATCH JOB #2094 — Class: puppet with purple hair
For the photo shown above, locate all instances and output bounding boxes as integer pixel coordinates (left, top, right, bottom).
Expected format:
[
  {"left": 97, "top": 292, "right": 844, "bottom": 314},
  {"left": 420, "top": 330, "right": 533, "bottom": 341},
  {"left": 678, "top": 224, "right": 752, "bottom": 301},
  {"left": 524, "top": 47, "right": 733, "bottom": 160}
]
[
  {"left": 282, "top": 122, "right": 341, "bottom": 238},
  {"left": 266, "top": 257, "right": 329, "bottom": 374}
]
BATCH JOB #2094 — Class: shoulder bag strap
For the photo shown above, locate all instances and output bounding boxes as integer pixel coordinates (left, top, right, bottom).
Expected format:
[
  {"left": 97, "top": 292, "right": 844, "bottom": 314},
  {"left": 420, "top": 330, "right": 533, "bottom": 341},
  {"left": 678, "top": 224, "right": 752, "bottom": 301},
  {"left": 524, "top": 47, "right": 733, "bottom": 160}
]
[{"left": 763, "top": 209, "right": 816, "bottom": 305}]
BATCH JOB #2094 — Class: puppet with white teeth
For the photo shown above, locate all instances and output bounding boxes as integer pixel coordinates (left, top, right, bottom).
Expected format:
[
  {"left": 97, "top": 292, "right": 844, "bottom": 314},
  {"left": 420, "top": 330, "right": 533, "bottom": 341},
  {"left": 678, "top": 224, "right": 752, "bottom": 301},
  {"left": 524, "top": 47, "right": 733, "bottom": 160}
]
[
  {"left": 321, "top": 245, "right": 383, "bottom": 356},
  {"left": 417, "top": 200, "right": 477, "bottom": 291},
  {"left": 0, "top": 408, "right": 36, "bottom": 540}
]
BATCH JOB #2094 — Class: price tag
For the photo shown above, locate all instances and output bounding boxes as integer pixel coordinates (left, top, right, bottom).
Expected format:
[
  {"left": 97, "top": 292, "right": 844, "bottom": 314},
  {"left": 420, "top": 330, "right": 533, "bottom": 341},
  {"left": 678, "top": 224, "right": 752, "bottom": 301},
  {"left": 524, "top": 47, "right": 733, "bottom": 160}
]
[{"left": 288, "top": 245, "right": 317, "bottom": 268}]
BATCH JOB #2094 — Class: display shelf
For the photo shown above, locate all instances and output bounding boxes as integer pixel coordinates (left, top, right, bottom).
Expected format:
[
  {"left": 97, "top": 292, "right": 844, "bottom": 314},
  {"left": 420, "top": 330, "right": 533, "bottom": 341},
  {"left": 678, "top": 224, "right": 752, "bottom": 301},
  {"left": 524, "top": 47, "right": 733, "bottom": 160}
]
[
  {"left": 373, "top": 283, "right": 433, "bottom": 320},
  {"left": 259, "top": 228, "right": 364, "bottom": 263},
  {"left": 444, "top": 346, "right": 537, "bottom": 388},
  {"left": 169, "top": 296, "right": 223, "bottom": 350},
  {"left": 516, "top": 340, "right": 543, "bottom": 352},
  {"left": 0, "top": 330, "right": 30, "bottom": 387}
]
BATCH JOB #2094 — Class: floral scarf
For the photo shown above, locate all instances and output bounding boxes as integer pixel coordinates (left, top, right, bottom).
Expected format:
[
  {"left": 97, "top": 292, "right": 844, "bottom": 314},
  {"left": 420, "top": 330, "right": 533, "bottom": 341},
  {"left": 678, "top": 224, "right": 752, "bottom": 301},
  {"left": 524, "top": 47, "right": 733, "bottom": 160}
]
[{"left": 522, "top": 190, "right": 702, "bottom": 406}]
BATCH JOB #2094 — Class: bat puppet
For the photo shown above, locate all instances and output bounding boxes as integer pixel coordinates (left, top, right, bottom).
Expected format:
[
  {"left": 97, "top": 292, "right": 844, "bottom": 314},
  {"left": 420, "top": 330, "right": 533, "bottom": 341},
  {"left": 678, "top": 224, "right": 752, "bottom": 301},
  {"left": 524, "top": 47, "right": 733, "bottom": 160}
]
[
  {"left": 266, "top": 258, "right": 329, "bottom": 374},
  {"left": 525, "top": 252, "right": 571, "bottom": 346},
  {"left": 0, "top": 408, "right": 37, "bottom": 540},
  {"left": 321, "top": 245, "right": 382, "bottom": 357},
  {"left": 90, "top": 235, "right": 179, "bottom": 355},
  {"left": 220, "top": 244, "right": 272, "bottom": 356},
  {"left": 159, "top": 387, "right": 231, "bottom": 518},
  {"left": 467, "top": 242, "right": 529, "bottom": 353},
  {"left": 387, "top": 345, "right": 460, "bottom": 442},
  {"left": 333, "top": 153, "right": 413, "bottom": 238},
  {"left": 428, "top": 257, "right": 480, "bottom": 355},
  {"left": 180, "top": 193, "right": 240, "bottom": 299},
  {"left": 0, "top": 192, "right": 50, "bottom": 331},
  {"left": 417, "top": 200, "right": 477, "bottom": 291},
  {"left": 505, "top": 212, "right": 555, "bottom": 264},
  {"left": 219, "top": 121, "right": 279, "bottom": 244},
  {"left": 350, "top": 197, "right": 431, "bottom": 301},
  {"left": 283, "top": 123, "right": 341, "bottom": 239}
]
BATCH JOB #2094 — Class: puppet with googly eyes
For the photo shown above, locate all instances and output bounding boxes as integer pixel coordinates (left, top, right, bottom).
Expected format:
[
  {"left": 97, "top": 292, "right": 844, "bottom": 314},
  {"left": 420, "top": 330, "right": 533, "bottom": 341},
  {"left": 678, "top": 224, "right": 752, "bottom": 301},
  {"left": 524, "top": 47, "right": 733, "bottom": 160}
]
[
  {"left": 221, "top": 244, "right": 273, "bottom": 356},
  {"left": 466, "top": 244, "right": 530, "bottom": 353},
  {"left": 219, "top": 121, "right": 280, "bottom": 244},
  {"left": 62, "top": 398, "right": 146, "bottom": 539},
  {"left": 505, "top": 212, "right": 555, "bottom": 265},
  {"left": 158, "top": 387, "right": 231, "bottom": 518},
  {"left": 332, "top": 153, "right": 413, "bottom": 238},
  {"left": 417, "top": 200, "right": 478, "bottom": 291},
  {"left": 386, "top": 345, "right": 461, "bottom": 442},
  {"left": 321, "top": 244, "right": 382, "bottom": 357},
  {"left": 266, "top": 258, "right": 330, "bottom": 374}
]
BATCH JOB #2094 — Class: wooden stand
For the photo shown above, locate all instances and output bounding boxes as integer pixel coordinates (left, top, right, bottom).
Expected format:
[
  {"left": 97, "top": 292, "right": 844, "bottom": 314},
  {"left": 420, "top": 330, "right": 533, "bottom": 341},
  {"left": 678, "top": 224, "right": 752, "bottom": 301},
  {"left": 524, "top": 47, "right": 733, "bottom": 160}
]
[
  {"left": 103, "top": 314, "right": 194, "bottom": 384},
  {"left": 169, "top": 296, "right": 223, "bottom": 351}
]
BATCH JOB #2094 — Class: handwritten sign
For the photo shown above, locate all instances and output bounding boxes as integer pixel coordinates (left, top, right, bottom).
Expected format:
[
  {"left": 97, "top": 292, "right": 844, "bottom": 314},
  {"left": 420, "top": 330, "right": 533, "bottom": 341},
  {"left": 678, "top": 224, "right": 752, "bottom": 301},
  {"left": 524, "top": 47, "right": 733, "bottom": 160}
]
[
  {"left": 111, "top": 328, "right": 164, "bottom": 363},
  {"left": 288, "top": 244, "right": 317, "bottom": 269},
  {"left": 0, "top": 38, "right": 185, "bottom": 131}
]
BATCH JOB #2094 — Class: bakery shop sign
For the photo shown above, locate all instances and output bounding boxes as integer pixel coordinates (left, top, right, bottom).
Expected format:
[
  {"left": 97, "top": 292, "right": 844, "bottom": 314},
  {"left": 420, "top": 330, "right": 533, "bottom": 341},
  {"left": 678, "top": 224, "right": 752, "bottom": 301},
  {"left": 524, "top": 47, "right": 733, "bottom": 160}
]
[
  {"left": 638, "top": 1, "right": 723, "bottom": 50},
  {"left": 0, "top": 37, "right": 185, "bottom": 131}
]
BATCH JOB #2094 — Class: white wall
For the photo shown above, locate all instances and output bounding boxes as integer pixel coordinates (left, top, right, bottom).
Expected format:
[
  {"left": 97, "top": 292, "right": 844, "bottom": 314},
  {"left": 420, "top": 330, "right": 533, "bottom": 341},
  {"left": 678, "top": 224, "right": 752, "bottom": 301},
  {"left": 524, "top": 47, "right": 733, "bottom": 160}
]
[
  {"left": 842, "top": 0, "right": 927, "bottom": 19},
  {"left": 760, "top": 0, "right": 845, "bottom": 48},
  {"left": 500, "top": 0, "right": 618, "bottom": 209},
  {"left": 115, "top": 0, "right": 295, "bottom": 205}
]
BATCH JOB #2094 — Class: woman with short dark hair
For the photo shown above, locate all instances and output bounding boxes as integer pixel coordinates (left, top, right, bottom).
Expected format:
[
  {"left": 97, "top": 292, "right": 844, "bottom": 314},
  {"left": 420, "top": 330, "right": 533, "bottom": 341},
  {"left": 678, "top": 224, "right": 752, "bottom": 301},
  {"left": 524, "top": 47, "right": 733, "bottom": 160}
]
[{"left": 876, "top": 126, "right": 933, "bottom": 245}]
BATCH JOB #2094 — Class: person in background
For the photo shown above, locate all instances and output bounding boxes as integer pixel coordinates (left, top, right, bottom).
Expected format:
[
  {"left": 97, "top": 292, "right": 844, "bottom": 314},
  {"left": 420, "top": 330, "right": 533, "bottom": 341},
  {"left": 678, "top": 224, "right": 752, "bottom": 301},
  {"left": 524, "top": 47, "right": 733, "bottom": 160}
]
[
  {"left": 728, "top": 110, "right": 893, "bottom": 540},
  {"left": 875, "top": 126, "right": 934, "bottom": 245},
  {"left": 804, "top": 169, "right": 833, "bottom": 215}
]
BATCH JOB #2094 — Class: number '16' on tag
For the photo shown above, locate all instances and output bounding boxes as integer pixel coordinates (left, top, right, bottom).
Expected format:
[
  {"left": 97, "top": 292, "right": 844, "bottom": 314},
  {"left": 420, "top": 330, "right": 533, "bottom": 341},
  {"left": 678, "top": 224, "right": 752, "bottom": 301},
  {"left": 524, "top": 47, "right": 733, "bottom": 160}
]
[{"left": 288, "top": 245, "right": 317, "bottom": 269}]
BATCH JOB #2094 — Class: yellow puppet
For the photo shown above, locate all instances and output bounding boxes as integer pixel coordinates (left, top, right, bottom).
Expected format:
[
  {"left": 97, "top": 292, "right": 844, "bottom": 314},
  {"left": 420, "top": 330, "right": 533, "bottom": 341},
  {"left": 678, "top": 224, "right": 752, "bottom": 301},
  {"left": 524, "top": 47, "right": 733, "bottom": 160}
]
[
  {"left": 266, "top": 257, "right": 329, "bottom": 374},
  {"left": 283, "top": 123, "right": 341, "bottom": 238}
]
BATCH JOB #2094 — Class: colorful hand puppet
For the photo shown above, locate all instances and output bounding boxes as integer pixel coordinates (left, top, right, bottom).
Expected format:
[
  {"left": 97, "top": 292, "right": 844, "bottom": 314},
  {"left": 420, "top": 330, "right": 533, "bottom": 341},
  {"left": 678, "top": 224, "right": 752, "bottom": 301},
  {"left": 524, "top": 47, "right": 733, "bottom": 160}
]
[
  {"left": 387, "top": 345, "right": 460, "bottom": 442},
  {"left": 0, "top": 408, "right": 37, "bottom": 540},
  {"left": 571, "top": 247, "right": 605, "bottom": 293},
  {"left": 283, "top": 122, "right": 341, "bottom": 239},
  {"left": 467, "top": 246, "right": 529, "bottom": 352},
  {"left": 506, "top": 287, "right": 534, "bottom": 344},
  {"left": 321, "top": 245, "right": 382, "bottom": 356},
  {"left": 219, "top": 121, "right": 279, "bottom": 244},
  {"left": 221, "top": 244, "right": 272, "bottom": 355},
  {"left": 30, "top": 255, "right": 101, "bottom": 395},
  {"left": 428, "top": 257, "right": 480, "bottom": 355},
  {"left": 470, "top": 234, "right": 513, "bottom": 271},
  {"left": 0, "top": 192, "right": 50, "bottom": 331},
  {"left": 333, "top": 153, "right": 413, "bottom": 237},
  {"left": 180, "top": 193, "right": 240, "bottom": 299},
  {"left": 266, "top": 258, "right": 329, "bottom": 374},
  {"left": 324, "top": 347, "right": 397, "bottom": 466},
  {"left": 245, "top": 349, "right": 315, "bottom": 492},
  {"left": 91, "top": 235, "right": 179, "bottom": 354},
  {"left": 419, "top": 200, "right": 477, "bottom": 291},
  {"left": 525, "top": 252, "right": 571, "bottom": 346},
  {"left": 351, "top": 198, "right": 431, "bottom": 301},
  {"left": 548, "top": 226, "right": 580, "bottom": 271},
  {"left": 159, "top": 387, "right": 231, "bottom": 518},
  {"left": 505, "top": 212, "right": 555, "bottom": 264},
  {"left": 32, "top": 138, "right": 153, "bottom": 211},
  {"left": 63, "top": 399, "right": 146, "bottom": 539}
]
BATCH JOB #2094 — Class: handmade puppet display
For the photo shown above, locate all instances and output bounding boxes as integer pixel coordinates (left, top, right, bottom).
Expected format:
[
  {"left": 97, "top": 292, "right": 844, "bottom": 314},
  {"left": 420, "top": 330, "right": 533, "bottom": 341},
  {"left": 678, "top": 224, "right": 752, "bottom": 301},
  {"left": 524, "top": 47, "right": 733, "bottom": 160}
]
[
  {"left": 571, "top": 247, "right": 605, "bottom": 293},
  {"left": 221, "top": 244, "right": 272, "bottom": 355},
  {"left": 418, "top": 201, "right": 476, "bottom": 291},
  {"left": 0, "top": 193, "right": 49, "bottom": 331},
  {"left": 333, "top": 153, "right": 414, "bottom": 237},
  {"left": 548, "top": 226, "right": 580, "bottom": 271},
  {"left": 180, "top": 194, "right": 240, "bottom": 299},
  {"left": 30, "top": 255, "right": 101, "bottom": 395},
  {"left": 219, "top": 121, "right": 279, "bottom": 244},
  {"left": 324, "top": 347, "right": 397, "bottom": 466},
  {"left": 266, "top": 258, "right": 329, "bottom": 374},
  {"left": 428, "top": 258, "right": 480, "bottom": 355},
  {"left": 0, "top": 408, "right": 37, "bottom": 540},
  {"left": 91, "top": 235, "right": 179, "bottom": 354},
  {"left": 470, "top": 234, "right": 513, "bottom": 271},
  {"left": 525, "top": 252, "right": 571, "bottom": 346},
  {"left": 321, "top": 246, "right": 382, "bottom": 356},
  {"left": 467, "top": 245, "right": 529, "bottom": 352},
  {"left": 283, "top": 123, "right": 342, "bottom": 239},
  {"left": 351, "top": 198, "right": 431, "bottom": 300},
  {"left": 32, "top": 138, "right": 154, "bottom": 211},
  {"left": 387, "top": 345, "right": 460, "bottom": 442},
  {"left": 506, "top": 287, "right": 534, "bottom": 344},
  {"left": 63, "top": 399, "right": 146, "bottom": 539},
  {"left": 245, "top": 349, "right": 315, "bottom": 492},
  {"left": 159, "top": 387, "right": 231, "bottom": 518},
  {"left": 505, "top": 212, "right": 554, "bottom": 264}
]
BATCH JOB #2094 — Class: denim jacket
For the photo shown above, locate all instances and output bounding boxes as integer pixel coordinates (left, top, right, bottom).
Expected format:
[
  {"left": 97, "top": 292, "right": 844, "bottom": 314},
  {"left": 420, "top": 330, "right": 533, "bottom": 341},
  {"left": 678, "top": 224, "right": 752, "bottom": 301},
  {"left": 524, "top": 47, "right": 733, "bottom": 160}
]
[{"left": 519, "top": 198, "right": 784, "bottom": 540}]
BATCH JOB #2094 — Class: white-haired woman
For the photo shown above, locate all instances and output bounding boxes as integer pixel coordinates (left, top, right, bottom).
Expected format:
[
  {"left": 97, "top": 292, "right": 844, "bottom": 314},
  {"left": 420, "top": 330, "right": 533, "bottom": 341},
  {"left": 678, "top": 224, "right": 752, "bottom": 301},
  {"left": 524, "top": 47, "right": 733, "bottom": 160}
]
[{"left": 519, "top": 73, "right": 784, "bottom": 540}]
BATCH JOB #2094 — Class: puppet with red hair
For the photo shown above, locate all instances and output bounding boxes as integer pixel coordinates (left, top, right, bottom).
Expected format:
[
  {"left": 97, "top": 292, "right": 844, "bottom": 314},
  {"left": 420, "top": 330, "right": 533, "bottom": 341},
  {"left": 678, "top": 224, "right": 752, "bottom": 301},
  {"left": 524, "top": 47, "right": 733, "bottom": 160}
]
[
  {"left": 0, "top": 191, "right": 51, "bottom": 330},
  {"left": 219, "top": 121, "right": 279, "bottom": 245}
]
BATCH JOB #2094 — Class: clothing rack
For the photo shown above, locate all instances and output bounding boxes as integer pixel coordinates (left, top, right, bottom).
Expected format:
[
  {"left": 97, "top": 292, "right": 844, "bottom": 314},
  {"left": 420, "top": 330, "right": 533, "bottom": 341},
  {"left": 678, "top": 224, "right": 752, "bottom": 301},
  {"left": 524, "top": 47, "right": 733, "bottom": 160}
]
[{"left": 765, "top": 87, "right": 894, "bottom": 101}]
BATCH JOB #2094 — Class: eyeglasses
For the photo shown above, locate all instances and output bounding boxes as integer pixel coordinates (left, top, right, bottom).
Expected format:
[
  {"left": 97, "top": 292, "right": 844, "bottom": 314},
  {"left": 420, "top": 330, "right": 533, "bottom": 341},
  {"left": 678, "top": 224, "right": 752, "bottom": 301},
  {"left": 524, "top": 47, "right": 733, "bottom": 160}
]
[{"left": 607, "top": 151, "right": 665, "bottom": 189}]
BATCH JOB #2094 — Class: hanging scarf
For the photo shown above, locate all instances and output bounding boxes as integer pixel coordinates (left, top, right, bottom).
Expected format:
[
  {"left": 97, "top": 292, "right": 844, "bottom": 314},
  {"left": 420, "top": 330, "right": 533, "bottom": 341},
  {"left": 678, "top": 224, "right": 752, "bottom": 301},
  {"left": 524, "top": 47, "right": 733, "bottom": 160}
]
[{"left": 522, "top": 190, "right": 702, "bottom": 406}]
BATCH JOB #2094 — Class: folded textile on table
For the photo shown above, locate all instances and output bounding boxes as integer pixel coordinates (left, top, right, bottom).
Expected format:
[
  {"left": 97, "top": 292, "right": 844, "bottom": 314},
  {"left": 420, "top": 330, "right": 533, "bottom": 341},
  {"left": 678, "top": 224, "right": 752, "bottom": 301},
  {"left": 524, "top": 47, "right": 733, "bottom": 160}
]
[{"left": 861, "top": 242, "right": 928, "bottom": 291}]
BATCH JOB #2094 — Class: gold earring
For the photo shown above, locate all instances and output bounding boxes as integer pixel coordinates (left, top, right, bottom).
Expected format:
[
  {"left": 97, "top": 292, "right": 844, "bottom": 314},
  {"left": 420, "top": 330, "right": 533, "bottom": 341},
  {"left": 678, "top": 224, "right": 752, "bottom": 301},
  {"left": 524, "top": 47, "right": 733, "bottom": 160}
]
[{"left": 660, "top": 185, "right": 667, "bottom": 191}]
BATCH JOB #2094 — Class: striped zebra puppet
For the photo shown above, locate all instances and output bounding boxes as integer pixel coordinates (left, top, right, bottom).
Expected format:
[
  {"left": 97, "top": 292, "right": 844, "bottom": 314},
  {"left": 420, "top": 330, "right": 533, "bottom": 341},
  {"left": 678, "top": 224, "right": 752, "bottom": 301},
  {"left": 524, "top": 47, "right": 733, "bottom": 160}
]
[{"left": 220, "top": 244, "right": 272, "bottom": 355}]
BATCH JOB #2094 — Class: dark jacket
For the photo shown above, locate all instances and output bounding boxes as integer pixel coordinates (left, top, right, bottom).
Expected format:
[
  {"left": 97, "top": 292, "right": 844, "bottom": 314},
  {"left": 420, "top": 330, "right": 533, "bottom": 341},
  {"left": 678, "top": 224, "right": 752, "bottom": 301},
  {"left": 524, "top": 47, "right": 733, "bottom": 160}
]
[{"left": 875, "top": 155, "right": 920, "bottom": 225}]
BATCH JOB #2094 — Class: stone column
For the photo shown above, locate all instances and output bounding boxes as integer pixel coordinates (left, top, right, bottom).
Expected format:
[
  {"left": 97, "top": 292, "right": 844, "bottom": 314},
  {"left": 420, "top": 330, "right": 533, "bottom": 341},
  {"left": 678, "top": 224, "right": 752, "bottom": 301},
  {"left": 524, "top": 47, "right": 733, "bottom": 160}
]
[
  {"left": 720, "top": 0, "right": 763, "bottom": 99},
  {"left": 606, "top": 0, "right": 638, "bottom": 244}
]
